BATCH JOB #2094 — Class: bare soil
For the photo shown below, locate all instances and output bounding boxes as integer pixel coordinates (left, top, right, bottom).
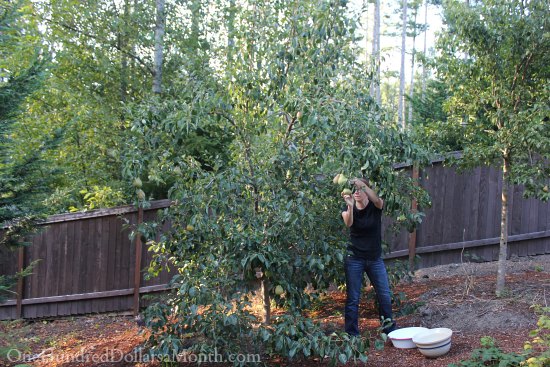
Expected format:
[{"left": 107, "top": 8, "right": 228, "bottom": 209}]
[{"left": 1, "top": 255, "right": 548, "bottom": 367}]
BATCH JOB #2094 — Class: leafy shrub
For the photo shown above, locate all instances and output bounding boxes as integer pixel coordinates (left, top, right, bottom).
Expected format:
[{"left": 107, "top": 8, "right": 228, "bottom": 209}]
[{"left": 450, "top": 306, "right": 550, "bottom": 367}]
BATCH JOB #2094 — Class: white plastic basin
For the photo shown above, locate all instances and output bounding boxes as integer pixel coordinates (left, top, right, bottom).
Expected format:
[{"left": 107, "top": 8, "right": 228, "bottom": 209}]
[
  {"left": 416, "top": 339, "right": 452, "bottom": 358},
  {"left": 412, "top": 328, "right": 453, "bottom": 357},
  {"left": 387, "top": 327, "right": 429, "bottom": 349}
]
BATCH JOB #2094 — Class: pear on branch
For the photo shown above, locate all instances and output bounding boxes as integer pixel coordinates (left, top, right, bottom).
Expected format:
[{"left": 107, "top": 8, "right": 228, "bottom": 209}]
[
  {"left": 332, "top": 173, "right": 348, "bottom": 186},
  {"left": 337, "top": 174, "right": 348, "bottom": 186}
]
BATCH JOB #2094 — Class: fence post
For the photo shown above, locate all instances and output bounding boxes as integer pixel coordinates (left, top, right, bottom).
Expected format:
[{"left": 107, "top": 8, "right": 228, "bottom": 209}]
[
  {"left": 133, "top": 206, "right": 144, "bottom": 316},
  {"left": 16, "top": 246, "right": 24, "bottom": 319},
  {"left": 408, "top": 164, "right": 420, "bottom": 271}
]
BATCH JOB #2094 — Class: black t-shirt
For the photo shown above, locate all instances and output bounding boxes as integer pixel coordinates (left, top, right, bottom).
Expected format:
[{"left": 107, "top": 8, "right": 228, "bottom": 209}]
[{"left": 344, "top": 200, "right": 383, "bottom": 260}]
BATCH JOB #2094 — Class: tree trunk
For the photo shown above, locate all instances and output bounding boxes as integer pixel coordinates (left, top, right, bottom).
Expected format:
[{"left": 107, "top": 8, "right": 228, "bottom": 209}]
[
  {"left": 119, "top": 0, "right": 130, "bottom": 118},
  {"left": 152, "top": 0, "right": 165, "bottom": 94},
  {"left": 363, "top": 0, "right": 369, "bottom": 62},
  {"left": 421, "top": 0, "right": 428, "bottom": 101},
  {"left": 261, "top": 278, "right": 271, "bottom": 324},
  {"left": 371, "top": 0, "right": 381, "bottom": 104},
  {"left": 407, "top": 9, "right": 418, "bottom": 125},
  {"left": 398, "top": 0, "right": 407, "bottom": 129},
  {"left": 496, "top": 155, "right": 510, "bottom": 296},
  {"left": 227, "top": 0, "right": 236, "bottom": 65}
]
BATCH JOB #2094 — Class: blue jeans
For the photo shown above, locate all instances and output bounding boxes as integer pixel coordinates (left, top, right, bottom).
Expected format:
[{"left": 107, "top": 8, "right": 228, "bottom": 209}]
[{"left": 344, "top": 255, "right": 396, "bottom": 336}]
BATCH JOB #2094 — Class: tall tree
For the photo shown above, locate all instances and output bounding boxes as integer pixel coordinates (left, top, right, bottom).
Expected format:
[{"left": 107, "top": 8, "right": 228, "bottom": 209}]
[
  {"left": 152, "top": 0, "right": 165, "bottom": 94},
  {"left": 421, "top": 0, "right": 428, "bottom": 100},
  {"left": 370, "top": 0, "right": 381, "bottom": 104},
  {"left": 0, "top": 0, "right": 49, "bottom": 301},
  {"left": 14, "top": 0, "right": 156, "bottom": 212},
  {"left": 437, "top": 0, "right": 550, "bottom": 295},
  {"left": 398, "top": 0, "right": 408, "bottom": 128},
  {"left": 407, "top": 0, "right": 424, "bottom": 124}
]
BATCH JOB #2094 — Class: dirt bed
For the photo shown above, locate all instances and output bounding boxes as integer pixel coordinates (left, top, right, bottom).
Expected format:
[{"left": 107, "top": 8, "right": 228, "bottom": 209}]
[
  {"left": 412, "top": 254, "right": 550, "bottom": 333},
  {"left": 1, "top": 255, "right": 548, "bottom": 367}
]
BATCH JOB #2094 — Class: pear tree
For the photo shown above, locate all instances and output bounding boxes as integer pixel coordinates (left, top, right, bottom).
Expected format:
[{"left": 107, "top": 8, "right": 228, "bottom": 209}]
[{"left": 134, "top": 0, "right": 430, "bottom": 365}]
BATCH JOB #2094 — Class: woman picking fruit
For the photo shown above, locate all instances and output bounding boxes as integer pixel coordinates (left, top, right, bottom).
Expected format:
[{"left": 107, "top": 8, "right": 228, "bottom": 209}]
[{"left": 341, "top": 177, "right": 397, "bottom": 337}]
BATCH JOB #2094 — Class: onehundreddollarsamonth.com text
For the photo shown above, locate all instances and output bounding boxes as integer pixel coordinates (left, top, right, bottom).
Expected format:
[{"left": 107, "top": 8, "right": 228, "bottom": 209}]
[{"left": 6, "top": 347, "right": 262, "bottom": 364}]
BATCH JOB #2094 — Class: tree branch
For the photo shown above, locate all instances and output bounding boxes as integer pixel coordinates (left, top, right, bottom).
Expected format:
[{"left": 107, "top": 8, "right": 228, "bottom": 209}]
[
  {"left": 282, "top": 113, "right": 296, "bottom": 146},
  {"left": 42, "top": 17, "right": 154, "bottom": 76}
]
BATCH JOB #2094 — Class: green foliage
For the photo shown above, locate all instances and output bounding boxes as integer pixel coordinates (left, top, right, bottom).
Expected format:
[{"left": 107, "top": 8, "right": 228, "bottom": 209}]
[
  {"left": 0, "top": 0, "right": 51, "bottom": 220},
  {"left": 69, "top": 185, "right": 126, "bottom": 212},
  {"left": 0, "top": 0, "right": 49, "bottom": 301},
  {"left": 522, "top": 306, "right": 550, "bottom": 367},
  {"left": 8, "top": 0, "right": 237, "bottom": 211},
  {"left": 449, "top": 335, "right": 526, "bottom": 367},
  {"left": 450, "top": 306, "right": 550, "bottom": 367},
  {"left": 410, "top": 78, "right": 465, "bottom": 153}
]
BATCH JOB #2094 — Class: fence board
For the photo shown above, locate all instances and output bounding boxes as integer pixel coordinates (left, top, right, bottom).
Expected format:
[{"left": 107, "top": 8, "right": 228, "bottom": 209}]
[
  {"left": 528, "top": 198, "right": 538, "bottom": 256},
  {"left": 416, "top": 166, "right": 432, "bottom": 247},
  {"left": 49, "top": 221, "right": 60, "bottom": 316},
  {"left": 489, "top": 166, "right": 502, "bottom": 261},
  {"left": 58, "top": 222, "right": 70, "bottom": 316},
  {"left": 537, "top": 198, "right": 549, "bottom": 254},
  {"left": 81, "top": 218, "right": 92, "bottom": 314},
  {"left": 440, "top": 165, "right": 453, "bottom": 248},
  {"left": 467, "top": 167, "right": 482, "bottom": 242},
  {"left": 106, "top": 216, "right": 117, "bottom": 312},
  {"left": 70, "top": 219, "right": 82, "bottom": 316},
  {"left": 477, "top": 166, "right": 491, "bottom": 261},
  {"left": 423, "top": 164, "right": 438, "bottom": 246},
  {"left": 519, "top": 187, "right": 530, "bottom": 257}
]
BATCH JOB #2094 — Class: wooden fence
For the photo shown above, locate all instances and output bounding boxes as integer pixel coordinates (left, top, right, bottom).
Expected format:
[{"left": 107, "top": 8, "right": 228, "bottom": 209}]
[
  {"left": 1, "top": 161, "right": 549, "bottom": 320},
  {"left": 0, "top": 200, "right": 174, "bottom": 320},
  {"left": 383, "top": 162, "right": 550, "bottom": 266}
]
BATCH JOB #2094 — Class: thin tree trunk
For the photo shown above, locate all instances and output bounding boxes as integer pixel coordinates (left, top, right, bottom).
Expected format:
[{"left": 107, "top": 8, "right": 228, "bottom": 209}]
[
  {"left": 398, "top": 0, "right": 407, "bottom": 128},
  {"left": 364, "top": 0, "right": 369, "bottom": 62},
  {"left": 407, "top": 9, "right": 417, "bottom": 125},
  {"left": 119, "top": 0, "right": 130, "bottom": 115},
  {"left": 496, "top": 155, "right": 510, "bottom": 296},
  {"left": 372, "top": 0, "right": 381, "bottom": 104},
  {"left": 421, "top": 0, "right": 428, "bottom": 100},
  {"left": 227, "top": 0, "right": 236, "bottom": 65},
  {"left": 152, "top": 0, "right": 165, "bottom": 94},
  {"left": 261, "top": 279, "right": 271, "bottom": 324},
  {"left": 191, "top": 0, "right": 201, "bottom": 48}
]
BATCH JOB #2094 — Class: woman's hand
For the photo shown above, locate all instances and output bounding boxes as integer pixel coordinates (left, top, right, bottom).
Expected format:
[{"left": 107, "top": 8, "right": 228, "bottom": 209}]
[
  {"left": 352, "top": 177, "right": 368, "bottom": 191},
  {"left": 342, "top": 192, "right": 354, "bottom": 207}
]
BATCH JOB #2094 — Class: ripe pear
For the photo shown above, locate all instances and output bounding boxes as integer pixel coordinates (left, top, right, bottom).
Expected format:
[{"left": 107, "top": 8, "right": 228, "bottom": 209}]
[
  {"left": 275, "top": 285, "right": 284, "bottom": 295},
  {"left": 136, "top": 189, "right": 146, "bottom": 200},
  {"left": 337, "top": 174, "right": 348, "bottom": 186},
  {"left": 543, "top": 185, "right": 549, "bottom": 193},
  {"left": 332, "top": 173, "right": 341, "bottom": 184},
  {"left": 296, "top": 111, "right": 303, "bottom": 119},
  {"left": 186, "top": 224, "right": 194, "bottom": 231},
  {"left": 341, "top": 188, "right": 352, "bottom": 196},
  {"left": 132, "top": 178, "right": 143, "bottom": 188}
]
